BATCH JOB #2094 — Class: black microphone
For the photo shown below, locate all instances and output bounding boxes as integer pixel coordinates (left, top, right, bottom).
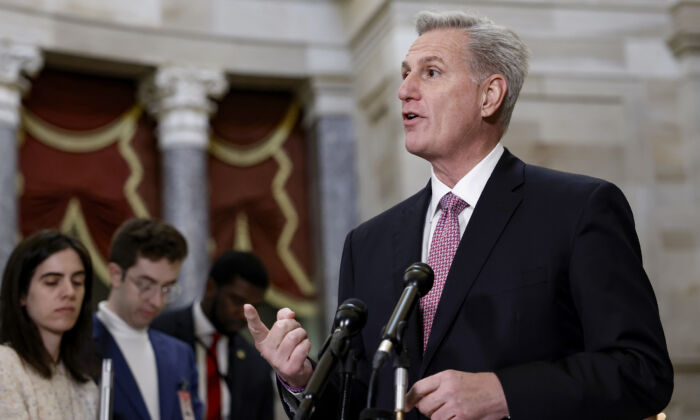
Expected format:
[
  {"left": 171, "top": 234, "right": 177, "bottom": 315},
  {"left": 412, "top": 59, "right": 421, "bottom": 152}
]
[
  {"left": 295, "top": 298, "right": 367, "bottom": 420},
  {"left": 372, "top": 262, "right": 433, "bottom": 370}
]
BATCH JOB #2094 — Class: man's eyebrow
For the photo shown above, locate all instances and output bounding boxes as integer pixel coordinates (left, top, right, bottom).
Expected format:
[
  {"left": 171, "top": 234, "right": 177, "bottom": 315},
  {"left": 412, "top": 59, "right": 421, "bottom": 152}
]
[
  {"left": 402, "top": 55, "right": 445, "bottom": 71},
  {"left": 160, "top": 278, "right": 178, "bottom": 287},
  {"left": 135, "top": 274, "right": 158, "bottom": 284},
  {"left": 420, "top": 55, "right": 445, "bottom": 66}
]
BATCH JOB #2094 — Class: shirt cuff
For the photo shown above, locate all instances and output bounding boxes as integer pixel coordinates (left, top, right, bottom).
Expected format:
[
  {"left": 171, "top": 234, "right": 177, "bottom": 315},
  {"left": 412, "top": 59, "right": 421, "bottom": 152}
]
[{"left": 277, "top": 372, "right": 306, "bottom": 395}]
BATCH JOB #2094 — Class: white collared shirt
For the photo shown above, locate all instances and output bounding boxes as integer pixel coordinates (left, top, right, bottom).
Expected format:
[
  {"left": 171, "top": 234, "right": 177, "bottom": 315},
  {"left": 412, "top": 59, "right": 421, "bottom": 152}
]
[
  {"left": 421, "top": 142, "right": 504, "bottom": 261},
  {"left": 97, "top": 301, "right": 160, "bottom": 420},
  {"left": 192, "top": 302, "right": 230, "bottom": 419}
]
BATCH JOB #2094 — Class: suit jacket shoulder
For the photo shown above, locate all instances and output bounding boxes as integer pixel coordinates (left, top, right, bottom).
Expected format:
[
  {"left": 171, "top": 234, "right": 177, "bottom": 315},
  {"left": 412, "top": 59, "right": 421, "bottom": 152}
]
[{"left": 150, "top": 306, "right": 195, "bottom": 347}]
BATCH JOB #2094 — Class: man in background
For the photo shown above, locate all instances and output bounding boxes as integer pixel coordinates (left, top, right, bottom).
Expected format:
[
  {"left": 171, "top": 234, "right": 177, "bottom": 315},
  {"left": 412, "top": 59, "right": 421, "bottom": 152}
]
[
  {"left": 94, "top": 218, "right": 203, "bottom": 420},
  {"left": 152, "top": 250, "right": 273, "bottom": 420}
]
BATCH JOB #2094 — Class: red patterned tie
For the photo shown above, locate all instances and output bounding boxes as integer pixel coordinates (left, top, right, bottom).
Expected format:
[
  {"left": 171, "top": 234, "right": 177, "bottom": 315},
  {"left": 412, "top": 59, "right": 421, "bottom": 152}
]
[
  {"left": 206, "top": 332, "right": 221, "bottom": 420},
  {"left": 421, "top": 192, "right": 468, "bottom": 351}
]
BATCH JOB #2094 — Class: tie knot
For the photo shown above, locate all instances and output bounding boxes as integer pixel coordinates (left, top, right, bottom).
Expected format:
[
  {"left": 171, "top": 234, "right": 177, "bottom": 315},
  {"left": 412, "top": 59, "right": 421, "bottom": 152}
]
[{"left": 439, "top": 192, "right": 468, "bottom": 215}]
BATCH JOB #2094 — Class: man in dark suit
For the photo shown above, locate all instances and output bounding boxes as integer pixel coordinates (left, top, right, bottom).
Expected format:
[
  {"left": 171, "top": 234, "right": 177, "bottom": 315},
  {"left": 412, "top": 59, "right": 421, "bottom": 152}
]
[
  {"left": 93, "top": 218, "right": 203, "bottom": 420},
  {"left": 152, "top": 250, "right": 273, "bottom": 420},
  {"left": 244, "top": 10, "right": 673, "bottom": 420}
]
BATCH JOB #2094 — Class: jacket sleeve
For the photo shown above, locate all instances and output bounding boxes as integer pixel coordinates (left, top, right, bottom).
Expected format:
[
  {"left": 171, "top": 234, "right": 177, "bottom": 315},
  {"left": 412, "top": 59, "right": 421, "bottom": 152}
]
[{"left": 186, "top": 346, "right": 204, "bottom": 420}]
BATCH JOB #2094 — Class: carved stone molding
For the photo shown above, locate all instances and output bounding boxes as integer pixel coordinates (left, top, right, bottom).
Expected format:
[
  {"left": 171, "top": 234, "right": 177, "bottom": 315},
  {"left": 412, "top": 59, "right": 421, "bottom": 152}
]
[
  {"left": 298, "top": 76, "right": 355, "bottom": 128},
  {"left": 140, "top": 66, "right": 228, "bottom": 149},
  {"left": 668, "top": 0, "right": 700, "bottom": 59},
  {"left": 0, "top": 41, "right": 42, "bottom": 127}
]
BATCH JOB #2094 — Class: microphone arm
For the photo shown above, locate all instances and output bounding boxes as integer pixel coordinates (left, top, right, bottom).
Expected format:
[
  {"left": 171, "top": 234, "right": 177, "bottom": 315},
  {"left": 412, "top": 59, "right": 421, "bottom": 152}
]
[
  {"left": 294, "top": 299, "right": 367, "bottom": 420},
  {"left": 372, "top": 263, "right": 434, "bottom": 370}
]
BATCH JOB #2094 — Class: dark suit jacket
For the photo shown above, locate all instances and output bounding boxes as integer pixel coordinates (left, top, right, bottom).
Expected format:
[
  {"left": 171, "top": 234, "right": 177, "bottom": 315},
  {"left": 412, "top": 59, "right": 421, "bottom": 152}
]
[
  {"left": 93, "top": 316, "right": 203, "bottom": 420},
  {"left": 295, "top": 149, "right": 673, "bottom": 420},
  {"left": 151, "top": 305, "right": 274, "bottom": 420}
]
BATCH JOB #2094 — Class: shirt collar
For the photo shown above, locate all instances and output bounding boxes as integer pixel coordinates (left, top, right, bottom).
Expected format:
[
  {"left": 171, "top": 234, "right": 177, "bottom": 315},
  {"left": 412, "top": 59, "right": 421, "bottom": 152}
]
[
  {"left": 97, "top": 300, "right": 149, "bottom": 337},
  {"left": 192, "top": 300, "right": 216, "bottom": 338},
  {"left": 429, "top": 142, "right": 504, "bottom": 217}
]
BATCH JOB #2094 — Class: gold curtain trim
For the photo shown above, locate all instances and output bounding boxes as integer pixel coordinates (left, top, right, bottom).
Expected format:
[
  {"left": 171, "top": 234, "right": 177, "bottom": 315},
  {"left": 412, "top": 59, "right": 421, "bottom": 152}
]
[
  {"left": 272, "top": 150, "right": 315, "bottom": 296},
  {"left": 60, "top": 198, "right": 110, "bottom": 286},
  {"left": 209, "top": 102, "right": 300, "bottom": 167},
  {"left": 117, "top": 118, "right": 150, "bottom": 218},
  {"left": 22, "top": 106, "right": 142, "bottom": 153},
  {"left": 265, "top": 287, "right": 318, "bottom": 317},
  {"left": 214, "top": 101, "right": 314, "bottom": 300},
  {"left": 233, "top": 212, "right": 253, "bottom": 252},
  {"left": 20, "top": 105, "right": 150, "bottom": 218}
]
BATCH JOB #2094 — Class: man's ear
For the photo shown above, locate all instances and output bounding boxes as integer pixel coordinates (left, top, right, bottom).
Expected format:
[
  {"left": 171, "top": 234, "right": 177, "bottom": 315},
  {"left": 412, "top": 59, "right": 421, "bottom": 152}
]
[
  {"left": 108, "top": 262, "right": 123, "bottom": 288},
  {"left": 480, "top": 74, "right": 507, "bottom": 119}
]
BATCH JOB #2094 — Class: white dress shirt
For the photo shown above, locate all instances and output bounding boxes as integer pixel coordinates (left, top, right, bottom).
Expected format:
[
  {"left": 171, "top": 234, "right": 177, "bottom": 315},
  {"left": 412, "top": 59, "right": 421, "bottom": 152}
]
[
  {"left": 192, "top": 302, "right": 231, "bottom": 419},
  {"left": 421, "top": 142, "right": 504, "bottom": 261},
  {"left": 97, "top": 301, "right": 160, "bottom": 420}
]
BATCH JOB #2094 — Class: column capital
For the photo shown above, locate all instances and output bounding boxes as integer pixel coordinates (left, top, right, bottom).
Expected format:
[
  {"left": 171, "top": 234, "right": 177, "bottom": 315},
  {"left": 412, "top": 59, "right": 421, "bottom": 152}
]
[
  {"left": 140, "top": 66, "right": 228, "bottom": 149},
  {"left": 298, "top": 76, "right": 355, "bottom": 129},
  {"left": 0, "top": 41, "right": 43, "bottom": 127},
  {"left": 668, "top": 0, "right": 700, "bottom": 60}
]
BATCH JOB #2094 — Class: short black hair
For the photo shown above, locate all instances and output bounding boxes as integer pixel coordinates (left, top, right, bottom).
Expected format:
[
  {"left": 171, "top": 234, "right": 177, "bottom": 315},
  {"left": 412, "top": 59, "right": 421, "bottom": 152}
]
[
  {"left": 209, "top": 251, "right": 269, "bottom": 290},
  {"left": 109, "top": 218, "right": 188, "bottom": 271},
  {"left": 0, "top": 230, "right": 96, "bottom": 382}
]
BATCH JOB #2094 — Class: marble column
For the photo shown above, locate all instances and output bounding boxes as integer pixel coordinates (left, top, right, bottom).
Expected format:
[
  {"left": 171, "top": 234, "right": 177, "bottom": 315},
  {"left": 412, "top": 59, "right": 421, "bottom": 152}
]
[
  {"left": 141, "top": 66, "right": 228, "bottom": 307},
  {"left": 302, "top": 78, "right": 358, "bottom": 328},
  {"left": 0, "top": 42, "right": 42, "bottom": 275}
]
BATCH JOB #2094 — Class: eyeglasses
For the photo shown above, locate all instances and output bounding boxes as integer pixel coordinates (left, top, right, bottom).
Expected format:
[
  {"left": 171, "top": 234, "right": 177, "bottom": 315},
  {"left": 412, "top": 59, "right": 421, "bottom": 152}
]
[{"left": 124, "top": 273, "right": 182, "bottom": 301}]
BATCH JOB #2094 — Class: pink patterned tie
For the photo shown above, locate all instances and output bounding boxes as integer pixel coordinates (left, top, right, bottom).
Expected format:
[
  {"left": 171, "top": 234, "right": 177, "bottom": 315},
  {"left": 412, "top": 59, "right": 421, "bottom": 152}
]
[{"left": 421, "top": 192, "right": 468, "bottom": 351}]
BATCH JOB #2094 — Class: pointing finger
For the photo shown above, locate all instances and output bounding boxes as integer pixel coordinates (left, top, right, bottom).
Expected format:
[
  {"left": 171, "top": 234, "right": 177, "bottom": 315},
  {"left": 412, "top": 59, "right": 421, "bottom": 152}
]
[{"left": 244, "top": 304, "right": 269, "bottom": 343}]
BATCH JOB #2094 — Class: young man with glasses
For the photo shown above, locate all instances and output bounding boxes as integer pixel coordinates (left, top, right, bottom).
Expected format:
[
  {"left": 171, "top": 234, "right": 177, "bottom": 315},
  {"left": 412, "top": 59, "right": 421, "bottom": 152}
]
[{"left": 94, "top": 218, "right": 203, "bottom": 420}]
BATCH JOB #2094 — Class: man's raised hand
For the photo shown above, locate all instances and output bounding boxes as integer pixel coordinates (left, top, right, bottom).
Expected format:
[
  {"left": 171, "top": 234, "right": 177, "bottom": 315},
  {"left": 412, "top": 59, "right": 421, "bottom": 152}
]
[{"left": 244, "top": 304, "right": 313, "bottom": 388}]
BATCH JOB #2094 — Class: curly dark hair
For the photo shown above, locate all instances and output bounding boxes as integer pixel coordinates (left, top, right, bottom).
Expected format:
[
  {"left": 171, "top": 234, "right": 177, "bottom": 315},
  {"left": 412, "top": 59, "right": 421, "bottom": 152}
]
[
  {"left": 0, "top": 230, "right": 96, "bottom": 382},
  {"left": 209, "top": 250, "right": 269, "bottom": 290}
]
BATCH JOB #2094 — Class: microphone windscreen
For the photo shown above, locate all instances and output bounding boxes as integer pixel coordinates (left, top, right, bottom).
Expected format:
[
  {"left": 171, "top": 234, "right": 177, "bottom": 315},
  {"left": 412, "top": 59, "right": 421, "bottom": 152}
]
[
  {"left": 403, "top": 262, "right": 434, "bottom": 296},
  {"left": 333, "top": 298, "right": 368, "bottom": 334}
]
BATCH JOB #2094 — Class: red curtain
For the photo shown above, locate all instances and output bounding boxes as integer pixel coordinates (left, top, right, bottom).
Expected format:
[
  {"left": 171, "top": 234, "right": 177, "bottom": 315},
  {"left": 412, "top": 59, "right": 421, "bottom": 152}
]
[{"left": 19, "top": 69, "right": 315, "bottom": 309}]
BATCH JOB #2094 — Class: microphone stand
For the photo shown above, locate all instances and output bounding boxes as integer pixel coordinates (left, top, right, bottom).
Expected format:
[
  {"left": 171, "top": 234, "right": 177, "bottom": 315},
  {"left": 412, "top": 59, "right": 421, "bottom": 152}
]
[
  {"left": 338, "top": 348, "right": 357, "bottom": 420},
  {"left": 393, "top": 348, "right": 410, "bottom": 420},
  {"left": 295, "top": 327, "right": 357, "bottom": 420},
  {"left": 360, "top": 320, "right": 410, "bottom": 420}
]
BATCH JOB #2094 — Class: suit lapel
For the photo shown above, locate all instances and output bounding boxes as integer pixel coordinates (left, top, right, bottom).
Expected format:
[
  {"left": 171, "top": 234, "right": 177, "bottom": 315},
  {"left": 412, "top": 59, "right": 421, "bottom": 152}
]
[
  {"left": 420, "top": 150, "right": 525, "bottom": 375},
  {"left": 177, "top": 307, "right": 197, "bottom": 348},
  {"left": 226, "top": 334, "right": 243, "bottom": 416},
  {"left": 392, "top": 184, "right": 432, "bottom": 381},
  {"left": 94, "top": 319, "right": 151, "bottom": 420},
  {"left": 151, "top": 330, "right": 178, "bottom": 420}
]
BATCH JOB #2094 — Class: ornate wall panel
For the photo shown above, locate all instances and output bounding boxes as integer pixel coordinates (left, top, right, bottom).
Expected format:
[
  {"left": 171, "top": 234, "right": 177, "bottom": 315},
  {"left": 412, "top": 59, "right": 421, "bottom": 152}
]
[{"left": 18, "top": 69, "right": 159, "bottom": 303}]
